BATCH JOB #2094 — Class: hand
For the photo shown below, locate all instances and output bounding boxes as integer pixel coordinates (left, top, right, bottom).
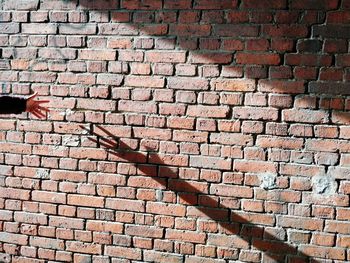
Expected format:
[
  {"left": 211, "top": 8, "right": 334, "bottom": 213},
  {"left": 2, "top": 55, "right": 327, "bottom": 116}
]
[{"left": 25, "top": 92, "right": 50, "bottom": 119}]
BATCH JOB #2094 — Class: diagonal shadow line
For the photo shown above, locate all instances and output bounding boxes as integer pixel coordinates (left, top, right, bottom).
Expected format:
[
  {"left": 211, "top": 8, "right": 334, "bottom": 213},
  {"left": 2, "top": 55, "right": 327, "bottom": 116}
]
[
  {"left": 48, "top": 0, "right": 350, "bottom": 103},
  {"left": 81, "top": 124, "right": 318, "bottom": 262}
]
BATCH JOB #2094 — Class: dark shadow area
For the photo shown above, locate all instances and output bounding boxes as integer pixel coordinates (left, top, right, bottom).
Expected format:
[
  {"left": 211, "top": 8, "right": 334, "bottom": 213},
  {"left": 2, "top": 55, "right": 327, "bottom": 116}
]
[
  {"left": 82, "top": 124, "right": 316, "bottom": 263},
  {"left": 54, "top": 0, "right": 350, "bottom": 103}
]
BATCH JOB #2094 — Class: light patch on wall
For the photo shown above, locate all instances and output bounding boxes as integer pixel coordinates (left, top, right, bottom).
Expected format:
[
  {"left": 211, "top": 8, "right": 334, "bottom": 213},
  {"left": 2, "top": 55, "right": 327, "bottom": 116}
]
[
  {"left": 312, "top": 172, "right": 337, "bottom": 194},
  {"left": 62, "top": 135, "right": 80, "bottom": 146},
  {"left": 35, "top": 168, "right": 50, "bottom": 179},
  {"left": 1, "top": 83, "right": 6, "bottom": 94},
  {"left": 259, "top": 173, "right": 278, "bottom": 190},
  {"left": 0, "top": 165, "right": 12, "bottom": 176},
  {"left": 156, "top": 189, "right": 163, "bottom": 202}
]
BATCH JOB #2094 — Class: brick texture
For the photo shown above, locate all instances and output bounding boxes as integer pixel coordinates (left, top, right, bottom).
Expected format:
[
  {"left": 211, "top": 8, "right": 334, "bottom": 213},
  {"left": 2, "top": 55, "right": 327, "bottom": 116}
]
[{"left": 0, "top": 0, "right": 350, "bottom": 262}]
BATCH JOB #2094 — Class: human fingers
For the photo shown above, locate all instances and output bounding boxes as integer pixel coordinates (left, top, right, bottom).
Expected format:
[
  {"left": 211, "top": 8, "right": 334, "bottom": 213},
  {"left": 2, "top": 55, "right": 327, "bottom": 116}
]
[
  {"left": 37, "top": 105, "right": 50, "bottom": 112},
  {"left": 32, "top": 108, "right": 46, "bottom": 118}
]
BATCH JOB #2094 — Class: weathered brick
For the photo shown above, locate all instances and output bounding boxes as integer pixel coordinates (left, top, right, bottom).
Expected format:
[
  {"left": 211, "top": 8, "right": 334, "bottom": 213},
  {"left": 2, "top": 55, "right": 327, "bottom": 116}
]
[
  {"left": 233, "top": 107, "right": 278, "bottom": 121},
  {"left": 30, "top": 237, "right": 64, "bottom": 250},
  {"left": 283, "top": 109, "right": 329, "bottom": 123},
  {"left": 143, "top": 251, "right": 183, "bottom": 263},
  {"left": 0, "top": 23, "right": 20, "bottom": 33},
  {"left": 210, "top": 133, "right": 253, "bottom": 146},
  {"left": 190, "top": 156, "right": 231, "bottom": 170},
  {"left": 32, "top": 191, "right": 66, "bottom": 204},
  {"left": 106, "top": 198, "right": 145, "bottom": 212},
  {"left": 78, "top": 49, "right": 116, "bottom": 61},
  {"left": 125, "top": 75, "right": 164, "bottom": 88},
  {"left": 22, "top": 23, "right": 56, "bottom": 34},
  {"left": 168, "top": 77, "right": 209, "bottom": 90},
  {"left": 59, "top": 23, "right": 96, "bottom": 35},
  {"left": 49, "top": 216, "right": 84, "bottom": 229},
  {"left": 146, "top": 202, "right": 186, "bottom": 216},
  {"left": 105, "top": 246, "right": 142, "bottom": 260},
  {"left": 187, "top": 105, "right": 229, "bottom": 118},
  {"left": 0, "top": 232, "right": 28, "bottom": 245},
  {"left": 3, "top": 0, "right": 39, "bottom": 10},
  {"left": 213, "top": 79, "right": 255, "bottom": 92},
  {"left": 166, "top": 229, "right": 206, "bottom": 244}
]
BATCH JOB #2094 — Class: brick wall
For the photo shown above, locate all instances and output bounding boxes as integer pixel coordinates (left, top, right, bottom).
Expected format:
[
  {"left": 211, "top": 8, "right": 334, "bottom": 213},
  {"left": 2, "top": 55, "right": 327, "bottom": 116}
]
[{"left": 0, "top": 0, "right": 350, "bottom": 262}]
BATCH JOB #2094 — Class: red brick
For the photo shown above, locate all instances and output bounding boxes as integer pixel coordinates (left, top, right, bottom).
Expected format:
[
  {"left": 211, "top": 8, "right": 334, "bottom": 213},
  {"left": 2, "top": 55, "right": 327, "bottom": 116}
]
[
  {"left": 77, "top": 98, "right": 116, "bottom": 111},
  {"left": 49, "top": 216, "right": 84, "bottom": 229},
  {"left": 242, "top": 0, "right": 286, "bottom": 9},
  {"left": 286, "top": 54, "right": 332, "bottom": 66},
  {"left": 257, "top": 135, "right": 304, "bottom": 149},
  {"left": 300, "top": 245, "right": 345, "bottom": 260},
  {"left": 32, "top": 191, "right": 66, "bottom": 204},
  {"left": 283, "top": 109, "right": 329, "bottom": 123},
  {"left": 234, "top": 160, "right": 277, "bottom": 173},
  {"left": 145, "top": 51, "right": 186, "bottom": 63},
  {"left": 259, "top": 80, "right": 305, "bottom": 94},
  {"left": 66, "top": 241, "right": 102, "bottom": 254},
  {"left": 0, "top": 187, "right": 30, "bottom": 200},
  {"left": 169, "top": 24, "right": 211, "bottom": 36},
  {"left": 50, "top": 169, "right": 87, "bottom": 182},
  {"left": 105, "top": 246, "right": 142, "bottom": 260},
  {"left": 278, "top": 216, "right": 323, "bottom": 231},
  {"left": 280, "top": 163, "right": 325, "bottom": 177},
  {"left": 69, "top": 148, "right": 107, "bottom": 160},
  {"left": 173, "top": 130, "right": 208, "bottom": 143},
  {"left": 125, "top": 75, "right": 164, "bottom": 88},
  {"left": 78, "top": 50, "right": 116, "bottom": 61},
  {"left": 146, "top": 202, "right": 186, "bottom": 216},
  {"left": 68, "top": 194, "right": 104, "bottom": 208},
  {"left": 0, "top": 232, "right": 28, "bottom": 245},
  {"left": 291, "top": 0, "right": 339, "bottom": 9},
  {"left": 213, "top": 24, "right": 259, "bottom": 37},
  {"left": 187, "top": 105, "right": 229, "bottom": 118},
  {"left": 213, "top": 79, "right": 255, "bottom": 92},
  {"left": 29, "top": 236, "right": 64, "bottom": 250},
  {"left": 194, "top": 0, "right": 236, "bottom": 9},
  {"left": 106, "top": 198, "right": 145, "bottom": 212},
  {"left": 210, "top": 133, "right": 253, "bottom": 146},
  {"left": 128, "top": 176, "right": 166, "bottom": 189},
  {"left": 189, "top": 52, "right": 232, "bottom": 64},
  {"left": 233, "top": 107, "right": 278, "bottom": 121},
  {"left": 262, "top": 24, "right": 308, "bottom": 37},
  {"left": 125, "top": 225, "right": 163, "bottom": 238},
  {"left": 168, "top": 77, "right": 209, "bottom": 90},
  {"left": 236, "top": 52, "right": 280, "bottom": 65},
  {"left": 210, "top": 184, "right": 253, "bottom": 198},
  {"left": 88, "top": 172, "right": 126, "bottom": 186},
  {"left": 337, "top": 236, "right": 350, "bottom": 248},
  {"left": 166, "top": 229, "right": 206, "bottom": 244},
  {"left": 190, "top": 156, "right": 231, "bottom": 170},
  {"left": 86, "top": 220, "right": 123, "bottom": 234},
  {"left": 144, "top": 251, "right": 183, "bottom": 263}
]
